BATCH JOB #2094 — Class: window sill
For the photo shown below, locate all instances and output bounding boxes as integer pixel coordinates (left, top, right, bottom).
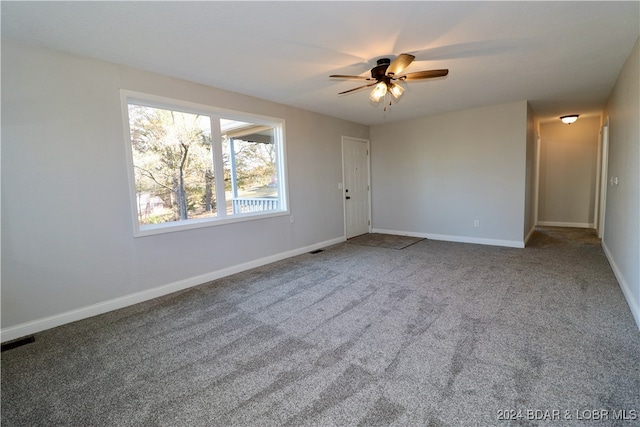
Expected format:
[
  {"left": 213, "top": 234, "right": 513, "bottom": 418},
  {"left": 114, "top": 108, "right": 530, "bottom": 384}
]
[{"left": 133, "top": 210, "right": 290, "bottom": 237}]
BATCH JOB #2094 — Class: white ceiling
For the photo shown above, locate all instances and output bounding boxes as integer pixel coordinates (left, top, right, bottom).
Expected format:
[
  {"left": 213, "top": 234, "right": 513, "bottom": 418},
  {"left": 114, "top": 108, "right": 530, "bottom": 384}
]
[{"left": 2, "top": 1, "right": 638, "bottom": 125}]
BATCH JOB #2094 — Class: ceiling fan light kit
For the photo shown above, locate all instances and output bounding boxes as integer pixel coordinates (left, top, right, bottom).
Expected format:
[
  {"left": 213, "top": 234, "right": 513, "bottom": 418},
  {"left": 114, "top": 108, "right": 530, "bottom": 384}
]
[
  {"left": 330, "top": 53, "right": 448, "bottom": 110},
  {"left": 369, "top": 82, "right": 388, "bottom": 102},
  {"left": 389, "top": 83, "right": 404, "bottom": 99}
]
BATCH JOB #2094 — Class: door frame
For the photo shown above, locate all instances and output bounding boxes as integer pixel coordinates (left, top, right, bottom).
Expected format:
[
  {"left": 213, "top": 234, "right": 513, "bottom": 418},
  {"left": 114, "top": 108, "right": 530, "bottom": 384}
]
[
  {"left": 341, "top": 136, "right": 371, "bottom": 239},
  {"left": 534, "top": 131, "right": 541, "bottom": 226},
  {"left": 597, "top": 120, "right": 609, "bottom": 238}
]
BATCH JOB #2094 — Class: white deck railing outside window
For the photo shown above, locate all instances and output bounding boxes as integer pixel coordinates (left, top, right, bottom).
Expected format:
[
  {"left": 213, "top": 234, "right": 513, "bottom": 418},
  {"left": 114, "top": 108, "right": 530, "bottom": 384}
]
[{"left": 232, "top": 197, "right": 279, "bottom": 214}]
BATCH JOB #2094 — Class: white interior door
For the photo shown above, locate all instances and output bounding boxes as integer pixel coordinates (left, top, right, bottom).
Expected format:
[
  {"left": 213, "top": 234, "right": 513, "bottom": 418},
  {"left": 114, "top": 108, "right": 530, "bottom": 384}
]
[{"left": 342, "top": 136, "right": 370, "bottom": 238}]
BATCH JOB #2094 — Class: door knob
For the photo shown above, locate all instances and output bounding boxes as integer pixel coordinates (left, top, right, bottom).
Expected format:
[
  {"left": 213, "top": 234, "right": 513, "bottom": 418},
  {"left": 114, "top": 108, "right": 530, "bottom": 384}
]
[{"left": 346, "top": 196, "right": 351, "bottom": 200}]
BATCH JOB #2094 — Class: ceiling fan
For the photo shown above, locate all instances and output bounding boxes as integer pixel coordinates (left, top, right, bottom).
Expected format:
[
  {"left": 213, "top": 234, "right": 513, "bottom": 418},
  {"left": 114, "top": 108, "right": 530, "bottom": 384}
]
[{"left": 330, "top": 54, "right": 448, "bottom": 108}]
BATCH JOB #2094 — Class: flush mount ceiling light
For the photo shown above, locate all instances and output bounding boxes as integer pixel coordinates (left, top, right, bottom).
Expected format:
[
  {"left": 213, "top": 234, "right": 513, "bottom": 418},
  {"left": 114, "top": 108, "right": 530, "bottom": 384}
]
[
  {"left": 330, "top": 54, "right": 448, "bottom": 111},
  {"left": 560, "top": 114, "right": 579, "bottom": 124}
]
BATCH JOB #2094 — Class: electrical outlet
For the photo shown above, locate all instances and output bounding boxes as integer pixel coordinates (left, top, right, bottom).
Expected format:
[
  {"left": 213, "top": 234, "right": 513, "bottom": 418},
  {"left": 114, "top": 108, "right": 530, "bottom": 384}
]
[{"left": 474, "top": 220, "right": 480, "bottom": 228}]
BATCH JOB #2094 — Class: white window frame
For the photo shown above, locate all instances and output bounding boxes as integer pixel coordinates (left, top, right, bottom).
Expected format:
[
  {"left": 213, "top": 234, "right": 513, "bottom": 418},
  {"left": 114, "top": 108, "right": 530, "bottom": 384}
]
[{"left": 121, "top": 90, "right": 289, "bottom": 237}]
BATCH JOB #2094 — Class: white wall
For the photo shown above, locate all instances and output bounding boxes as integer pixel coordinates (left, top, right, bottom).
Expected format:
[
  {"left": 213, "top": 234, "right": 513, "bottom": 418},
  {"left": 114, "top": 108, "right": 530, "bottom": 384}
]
[
  {"left": 1, "top": 40, "right": 368, "bottom": 337},
  {"left": 369, "top": 100, "right": 529, "bottom": 247},
  {"left": 538, "top": 116, "right": 600, "bottom": 227},
  {"left": 603, "top": 37, "right": 640, "bottom": 329}
]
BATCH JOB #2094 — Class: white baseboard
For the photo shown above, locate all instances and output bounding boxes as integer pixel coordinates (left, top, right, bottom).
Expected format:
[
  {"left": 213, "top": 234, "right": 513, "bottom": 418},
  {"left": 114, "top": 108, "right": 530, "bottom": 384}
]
[
  {"left": 602, "top": 242, "right": 640, "bottom": 331},
  {"left": 371, "top": 228, "right": 525, "bottom": 249},
  {"left": 524, "top": 225, "right": 536, "bottom": 246},
  {"left": 537, "top": 221, "right": 595, "bottom": 229},
  {"left": 0, "top": 236, "right": 346, "bottom": 343}
]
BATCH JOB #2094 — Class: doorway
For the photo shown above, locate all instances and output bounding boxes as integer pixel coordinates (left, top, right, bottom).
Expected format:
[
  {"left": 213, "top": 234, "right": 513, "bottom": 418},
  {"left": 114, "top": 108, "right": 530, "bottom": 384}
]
[
  {"left": 342, "top": 136, "right": 371, "bottom": 239},
  {"left": 536, "top": 117, "right": 601, "bottom": 228}
]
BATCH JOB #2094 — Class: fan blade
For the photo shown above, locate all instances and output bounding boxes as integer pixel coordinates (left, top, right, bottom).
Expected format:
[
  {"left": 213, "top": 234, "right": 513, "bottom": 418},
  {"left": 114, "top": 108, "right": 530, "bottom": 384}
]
[
  {"left": 385, "top": 53, "right": 415, "bottom": 76},
  {"left": 338, "top": 82, "right": 377, "bottom": 95},
  {"left": 397, "top": 69, "right": 449, "bottom": 80},
  {"left": 330, "top": 74, "right": 373, "bottom": 80}
]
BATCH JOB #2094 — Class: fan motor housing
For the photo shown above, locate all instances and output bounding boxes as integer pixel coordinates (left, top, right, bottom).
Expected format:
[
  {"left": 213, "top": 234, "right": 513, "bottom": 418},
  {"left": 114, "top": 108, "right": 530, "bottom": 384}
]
[{"left": 371, "top": 58, "right": 391, "bottom": 80}]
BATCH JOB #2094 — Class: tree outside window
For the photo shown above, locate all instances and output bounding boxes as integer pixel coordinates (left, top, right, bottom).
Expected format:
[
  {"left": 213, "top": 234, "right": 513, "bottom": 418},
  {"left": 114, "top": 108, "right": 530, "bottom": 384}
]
[{"left": 128, "top": 104, "right": 215, "bottom": 225}]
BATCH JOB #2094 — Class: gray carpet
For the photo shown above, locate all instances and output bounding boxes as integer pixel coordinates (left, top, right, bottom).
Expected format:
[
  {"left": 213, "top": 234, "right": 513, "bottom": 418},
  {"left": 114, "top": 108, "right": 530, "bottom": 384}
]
[
  {"left": 2, "top": 227, "right": 639, "bottom": 426},
  {"left": 348, "top": 233, "right": 424, "bottom": 250}
]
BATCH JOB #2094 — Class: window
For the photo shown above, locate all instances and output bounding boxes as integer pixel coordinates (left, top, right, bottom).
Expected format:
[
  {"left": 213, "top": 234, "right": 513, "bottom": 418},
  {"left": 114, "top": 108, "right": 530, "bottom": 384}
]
[{"left": 122, "top": 91, "right": 288, "bottom": 236}]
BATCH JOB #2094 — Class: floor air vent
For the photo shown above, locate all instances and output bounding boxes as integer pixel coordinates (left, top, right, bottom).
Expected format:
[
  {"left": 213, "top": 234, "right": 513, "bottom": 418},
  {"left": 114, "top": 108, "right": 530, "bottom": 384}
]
[{"left": 309, "top": 249, "right": 324, "bottom": 254}]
